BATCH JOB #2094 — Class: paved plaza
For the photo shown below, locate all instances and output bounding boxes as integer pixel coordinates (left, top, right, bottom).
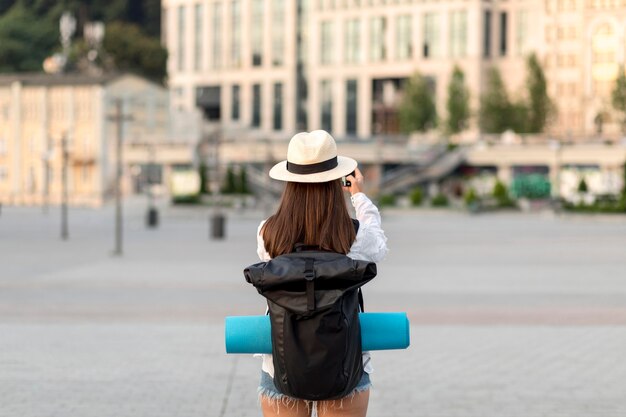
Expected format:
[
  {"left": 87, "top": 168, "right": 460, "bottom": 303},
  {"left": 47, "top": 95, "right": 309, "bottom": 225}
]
[{"left": 1, "top": 198, "right": 626, "bottom": 417}]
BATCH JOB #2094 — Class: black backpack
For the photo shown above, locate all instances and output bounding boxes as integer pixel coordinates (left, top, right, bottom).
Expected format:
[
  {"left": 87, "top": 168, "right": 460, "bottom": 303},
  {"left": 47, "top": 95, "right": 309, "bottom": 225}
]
[{"left": 244, "top": 232, "right": 377, "bottom": 400}]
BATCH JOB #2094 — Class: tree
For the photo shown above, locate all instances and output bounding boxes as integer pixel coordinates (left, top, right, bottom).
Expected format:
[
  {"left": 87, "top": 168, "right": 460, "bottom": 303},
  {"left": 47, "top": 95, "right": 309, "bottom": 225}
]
[
  {"left": 479, "top": 67, "right": 513, "bottom": 134},
  {"left": 222, "top": 166, "right": 237, "bottom": 194},
  {"left": 612, "top": 66, "right": 626, "bottom": 134},
  {"left": 237, "top": 166, "right": 250, "bottom": 194},
  {"left": 399, "top": 72, "right": 437, "bottom": 133},
  {"left": 198, "top": 161, "right": 210, "bottom": 195},
  {"left": 445, "top": 66, "right": 470, "bottom": 134},
  {"left": 102, "top": 21, "right": 167, "bottom": 83},
  {"left": 577, "top": 177, "right": 588, "bottom": 193},
  {"left": 0, "top": 4, "right": 56, "bottom": 72},
  {"left": 526, "top": 53, "right": 553, "bottom": 133}
]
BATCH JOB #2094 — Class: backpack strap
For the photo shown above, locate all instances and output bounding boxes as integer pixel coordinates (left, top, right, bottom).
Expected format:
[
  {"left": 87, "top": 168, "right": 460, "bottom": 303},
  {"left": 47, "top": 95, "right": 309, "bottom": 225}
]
[
  {"left": 304, "top": 258, "right": 316, "bottom": 312},
  {"left": 352, "top": 219, "right": 365, "bottom": 312}
]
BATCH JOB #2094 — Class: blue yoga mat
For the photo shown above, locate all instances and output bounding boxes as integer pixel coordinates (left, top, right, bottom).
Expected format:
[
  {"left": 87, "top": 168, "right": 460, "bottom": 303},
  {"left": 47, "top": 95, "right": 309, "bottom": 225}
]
[{"left": 225, "top": 312, "right": 410, "bottom": 354}]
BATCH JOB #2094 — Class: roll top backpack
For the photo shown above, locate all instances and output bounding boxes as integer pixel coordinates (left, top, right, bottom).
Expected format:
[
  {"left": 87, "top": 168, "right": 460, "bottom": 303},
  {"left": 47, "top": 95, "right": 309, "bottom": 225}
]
[{"left": 244, "top": 244, "right": 377, "bottom": 401}]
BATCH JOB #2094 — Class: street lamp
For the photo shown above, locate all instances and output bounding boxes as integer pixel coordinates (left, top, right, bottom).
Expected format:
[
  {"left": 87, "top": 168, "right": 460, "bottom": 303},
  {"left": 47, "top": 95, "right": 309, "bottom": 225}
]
[
  {"left": 60, "top": 132, "right": 70, "bottom": 240},
  {"left": 146, "top": 144, "right": 159, "bottom": 228},
  {"left": 108, "top": 98, "right": 133, "bottom": 256}
]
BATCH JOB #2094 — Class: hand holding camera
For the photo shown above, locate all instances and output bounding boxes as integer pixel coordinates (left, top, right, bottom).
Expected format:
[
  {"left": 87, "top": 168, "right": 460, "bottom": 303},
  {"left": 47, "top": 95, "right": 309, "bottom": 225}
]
[{"left": 341, "top": 168, "right": 363, "bottom": 195}]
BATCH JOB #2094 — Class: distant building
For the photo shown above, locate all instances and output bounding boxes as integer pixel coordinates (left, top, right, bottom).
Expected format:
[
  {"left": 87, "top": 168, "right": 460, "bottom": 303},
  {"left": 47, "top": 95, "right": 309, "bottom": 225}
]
[
  {"left": 162, "top": 0, "right": 626, "bottom": 139},
  {"left": 0, "top": 73, "right": 200, "bottom": 207}
]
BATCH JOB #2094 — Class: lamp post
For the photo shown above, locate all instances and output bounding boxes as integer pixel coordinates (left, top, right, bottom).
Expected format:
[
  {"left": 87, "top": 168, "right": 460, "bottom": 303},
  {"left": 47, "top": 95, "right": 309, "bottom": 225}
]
[
  {"left": 61, "top": 132, "right": 69, "bottom": 240},
  {"left": 210, "top": 126, "right": 225, "bottom": 239},
  {"left": 146, "top": 144, "right": 159, "bottom": 228},
  {"left": 108, "top": 98, "right": 132, "bottom": 256}
]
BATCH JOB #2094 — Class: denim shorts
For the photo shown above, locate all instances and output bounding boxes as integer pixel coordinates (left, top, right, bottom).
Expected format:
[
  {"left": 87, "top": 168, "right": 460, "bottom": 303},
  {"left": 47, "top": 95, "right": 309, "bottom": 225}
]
[{"left": 258, "top": 370, "right": 371, "bottom": 402}]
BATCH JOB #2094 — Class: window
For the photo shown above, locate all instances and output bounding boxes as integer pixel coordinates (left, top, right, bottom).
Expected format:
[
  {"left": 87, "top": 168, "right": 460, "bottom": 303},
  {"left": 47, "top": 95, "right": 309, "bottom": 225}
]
[
  {"left": 321, "top": 80, "right": 333, "bottom": 132},
  {"left": 321, "top": 21, "right": 334, "bottom": 65},
  {"left": 450, "top": 11, "right": 467, "bottom": 57},
  {"left": 272, "top": 0, "right": 285, "bottom": 66},
  {"left": 483, "top": 10, "right": 492, "bottom": 58},
  {"left": 499, "top": 12, "right": 508, "bottom": 56},
  {"left": 177, "top": 6, "right": 185, "bottom": 71},
  {"left": 212, "top": 3, "right": 223, "bottom": 69},
  {"left": 396, "top": 15, "right": 412, "bottom": 60},
  {"left": 252, "top": 84, "right": 261, "bottom": 127},
  {"left": 423, "top": 13, "right": 440, "bottom": 58},
  {"left": 345, "top": 18, "right": 361, "bottom": 64},
  {"left": 273, "top": 83, "right": 283, "bottom": 130},
  {"left": 231, "top": 85, "right": 240, "bottom": 121},
  {"left": 369, "top": 17, "right": 386, "bottom": 61},
  {"left": 194, "top": 4, "right": 204, "bottom": 71},
  {"left": 0, "top": 165, "right": 9, "bottom": 182},
  {"left": 252, "top": 0, "right": 264, "bottom": 66},
  {"left": 231, "top": 0, "right": 242, "bottom": 67},
  {"left": 346, "top": 80, "right": 358, "bottom": 135}
]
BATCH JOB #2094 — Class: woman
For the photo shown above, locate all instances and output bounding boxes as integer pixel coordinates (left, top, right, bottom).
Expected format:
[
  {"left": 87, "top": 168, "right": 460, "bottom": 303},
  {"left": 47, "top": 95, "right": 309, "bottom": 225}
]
[{"left": 255, "top": 130, "right": 388, "bottom": 417}]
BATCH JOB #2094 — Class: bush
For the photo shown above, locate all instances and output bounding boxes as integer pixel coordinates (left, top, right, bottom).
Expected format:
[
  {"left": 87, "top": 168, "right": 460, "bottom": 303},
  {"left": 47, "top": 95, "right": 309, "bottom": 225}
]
[
  {"left": 493, "top": 180, "right": 515, "bottom": 207},
  {"left": 431, "top": 193, "right": 449, "bottom": 207},
  {"left": 464, "top": 188, "right": 478, "bottom": 206},
  {"left": 577, "top": 178, "right": 588, "bottom": 193},
  {"left": 409, "top": 187, "right": 423, "bottom": 206},
  {"left": 378, "top": 194, "right": 397, "bottom": 207}
]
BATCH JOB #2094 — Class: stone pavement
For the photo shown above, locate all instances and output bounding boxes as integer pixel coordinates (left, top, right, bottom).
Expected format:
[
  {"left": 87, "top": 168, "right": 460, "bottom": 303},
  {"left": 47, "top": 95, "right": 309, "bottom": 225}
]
[{"left": 1, "top": 199, "right": 626, "bottom": 417}]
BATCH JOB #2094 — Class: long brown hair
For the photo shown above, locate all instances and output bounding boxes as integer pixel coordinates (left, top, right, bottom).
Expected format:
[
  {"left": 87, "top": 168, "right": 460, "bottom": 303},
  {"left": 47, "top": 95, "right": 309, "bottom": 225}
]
[{"left": 261, "top": 180, "right": 356, "bottom": 258}]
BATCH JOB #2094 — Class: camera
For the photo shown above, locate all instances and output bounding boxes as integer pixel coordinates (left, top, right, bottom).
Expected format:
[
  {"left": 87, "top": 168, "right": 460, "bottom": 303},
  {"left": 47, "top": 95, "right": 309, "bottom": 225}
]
[{"left": 341, "top": 171, "right": 356, "bottom": 187}]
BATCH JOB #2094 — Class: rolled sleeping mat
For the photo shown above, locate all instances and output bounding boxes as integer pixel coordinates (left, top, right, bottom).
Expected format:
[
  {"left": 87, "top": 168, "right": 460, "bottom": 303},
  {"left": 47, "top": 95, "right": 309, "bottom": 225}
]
[{"left": 225, "top": 312, "right": 410, "bottom": 354}]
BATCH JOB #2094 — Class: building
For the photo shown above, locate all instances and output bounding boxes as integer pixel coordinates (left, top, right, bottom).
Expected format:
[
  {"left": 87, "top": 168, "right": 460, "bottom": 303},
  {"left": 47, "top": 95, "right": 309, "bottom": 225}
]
[
  {"left": 0, "top": 73, "right": 200, "bottom": 207},
  {"left": 161, "top": 0, "right": 537, "bottom": 139},
  {"left": 162, "top": 0, "right": 626, "bottom": 140}
]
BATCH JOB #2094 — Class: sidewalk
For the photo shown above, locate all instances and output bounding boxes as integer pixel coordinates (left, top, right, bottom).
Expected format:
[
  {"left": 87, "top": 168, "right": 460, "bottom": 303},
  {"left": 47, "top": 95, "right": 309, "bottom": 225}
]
[{"left": 1, "top": 204, "right": 626, "bottom": 416}]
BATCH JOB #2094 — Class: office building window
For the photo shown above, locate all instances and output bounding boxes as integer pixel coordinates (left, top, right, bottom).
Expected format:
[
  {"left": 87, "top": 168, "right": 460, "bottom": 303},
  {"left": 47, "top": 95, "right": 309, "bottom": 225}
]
[
  {"left": 346, "top": 80, "right": 358, "bottom": 135},
  {"left": 483, "top": 10, "right": 492, "bottom": 58},
  {"left": 231, "top": 0, "right": 242, "bottom": 67},
  {"left": 396, "top": 15, "right": 412, "bottom": 60},
  {"left": 252, "top": 0, "right": 264, "bottom": 66},
  {"left": 369, "top": 17, "right": 386, "bottom": 61},
  {"left": 194, "top": 4, "right": 203, "bottom": 71},
  {"left": 272, "top": 0, "right": 285, "bottom": 66},
  {"left": 499, "top": 12, "right": 507, "bottom": 56},
  {"left": 321, "top": 21, "right": 334, "bottom": 65},
  {"left": 177, "top": 5, "right": 185, "bottom": 71},
  {"left": 231, "top": 85, "right": 240, "bottom": 121},
  {"left": 212, "top": 2, "right": 223, "bottom": 69},
  {"left": 252, "top": 84, "right": 261, "bottom": 127},
  {"left": 450, "top": 10, "right": 467, "bottom": 57},
  {"left": 516, "top": 10, "right": 528, "bottom": 56},
  {"left": 321, "top": 80, "right": 333, "bottom": 132},
  {"left": 345, "top": 18, "right": 361, "bottom": 64},
  {"left": 273, "top": 83, "right": 283, "bottom": 130},
  {"left": 423, "top": 13, "right": 440, "bottom": 58}
]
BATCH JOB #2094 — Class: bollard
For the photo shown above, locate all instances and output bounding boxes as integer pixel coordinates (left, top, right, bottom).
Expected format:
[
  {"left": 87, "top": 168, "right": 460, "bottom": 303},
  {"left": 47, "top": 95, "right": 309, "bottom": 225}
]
[
  {"left": 211, "top": 213, "right": 226, "bottom": 239},
  {"left": 146, "top": 207, "right": 159, "bottom": 228}
]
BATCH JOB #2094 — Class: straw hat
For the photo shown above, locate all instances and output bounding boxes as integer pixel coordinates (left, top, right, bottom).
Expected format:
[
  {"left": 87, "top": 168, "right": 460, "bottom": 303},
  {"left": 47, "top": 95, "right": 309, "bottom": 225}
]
[{"left": 269, "top": 130, "right": 357, "bottom": 183}]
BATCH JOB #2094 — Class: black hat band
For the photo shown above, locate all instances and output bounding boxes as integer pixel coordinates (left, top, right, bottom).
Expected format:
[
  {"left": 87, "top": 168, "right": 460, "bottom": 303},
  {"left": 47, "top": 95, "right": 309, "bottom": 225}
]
[{"left": 286, "top": 156, "right": 338, "bottom": 175}]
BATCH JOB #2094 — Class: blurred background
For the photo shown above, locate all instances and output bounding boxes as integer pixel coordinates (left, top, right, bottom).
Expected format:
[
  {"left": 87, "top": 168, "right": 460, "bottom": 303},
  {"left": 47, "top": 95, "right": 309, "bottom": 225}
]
[{"left": 1, "top": 1, "right": 626, "bottom": 417}]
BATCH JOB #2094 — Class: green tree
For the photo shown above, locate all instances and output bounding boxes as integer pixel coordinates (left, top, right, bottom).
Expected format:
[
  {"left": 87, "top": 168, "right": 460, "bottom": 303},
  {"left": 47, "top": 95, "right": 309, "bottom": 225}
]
[
  {"left": 577, "top": 177, "right": 588, "bottom": 193},
  {"left": 222, "top": 166, "right": 237, "bottom": 194},
  {"left": 409, "top": 187, "right": 423, "bottom": 206},
  {"left": 526, "top": 53, "right": 553, "bottom": 133},
  {"left": 445, "top": 66, "right": 470, "bottom": 134},
  {"left": 237, "top": 166, "right": 250, "bottom": 194},
  {"left": 399, "top": 72, "right": 437, "bottom": 133},
  {"left": 102, "top": 21, "right": 167, "bottom": 83},
  {"left": 198, "top": 161, "right": 210, "bottom": 195},
  {"left": 479, "top": 67, "right": 513, "bottom": 134},
  {"left": 0, "top": 4, "right": 56, "bottom": 72},
  {"left": 612, "top": 66, "right": 626, "bottom": 133}
]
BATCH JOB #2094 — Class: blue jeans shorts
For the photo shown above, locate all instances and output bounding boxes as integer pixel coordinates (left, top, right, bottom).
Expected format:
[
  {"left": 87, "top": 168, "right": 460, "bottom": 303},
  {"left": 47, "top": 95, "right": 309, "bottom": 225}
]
[{"left": 258, "top": 370, "right": 371, "bottom": 402}]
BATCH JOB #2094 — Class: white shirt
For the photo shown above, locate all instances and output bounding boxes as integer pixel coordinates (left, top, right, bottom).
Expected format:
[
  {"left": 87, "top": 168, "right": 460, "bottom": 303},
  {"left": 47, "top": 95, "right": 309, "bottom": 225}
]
[{"left": 255, "top": 192, "right": 389, "bottom": 377}]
